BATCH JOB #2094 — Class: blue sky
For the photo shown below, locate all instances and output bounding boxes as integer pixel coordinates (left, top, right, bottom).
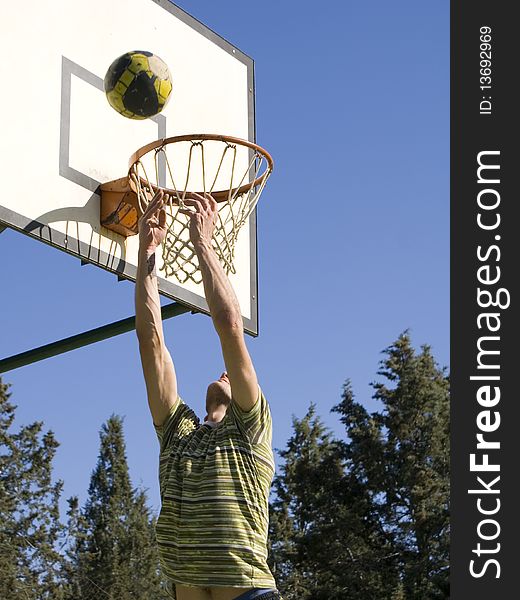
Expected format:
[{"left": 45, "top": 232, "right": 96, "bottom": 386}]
[{"left": 0, "top": 0, "right": 448, "bottom": 516}]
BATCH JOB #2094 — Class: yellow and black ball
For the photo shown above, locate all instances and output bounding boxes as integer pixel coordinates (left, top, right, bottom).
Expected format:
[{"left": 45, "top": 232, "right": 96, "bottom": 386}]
[{"left": 104, "top": 50, "right": 172, "bottom": 120}]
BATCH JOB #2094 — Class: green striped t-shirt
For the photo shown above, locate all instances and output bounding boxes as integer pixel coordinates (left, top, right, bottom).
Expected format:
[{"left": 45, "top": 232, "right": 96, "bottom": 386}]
[{"left": 154, "top": 388, "right": 277, "bottom": 590}]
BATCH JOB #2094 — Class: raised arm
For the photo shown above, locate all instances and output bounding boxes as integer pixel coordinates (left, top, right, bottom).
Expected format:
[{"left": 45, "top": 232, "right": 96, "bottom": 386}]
[
  {"left": 182, "top": 193, "right": 258, "bottom": 412},
  {"left": 135, "top": 191, "right": 178, "bottom": 426}
]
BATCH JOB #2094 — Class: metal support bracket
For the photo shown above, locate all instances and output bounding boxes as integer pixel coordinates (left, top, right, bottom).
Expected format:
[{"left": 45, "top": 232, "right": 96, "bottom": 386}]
[{"left": 0, "top": 302, "right": 191, "bottom": 373}]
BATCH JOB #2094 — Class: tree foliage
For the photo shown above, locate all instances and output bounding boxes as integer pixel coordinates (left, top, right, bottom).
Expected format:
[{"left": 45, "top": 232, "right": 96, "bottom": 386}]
[
  {"left": 269, "top": 333, "right": 450, "bottom": 599},
  {"left": 0, "top": 380, "right": 168, "bottom": 599},
  {"left": 66, "top": 415, "right": 169, "bottom": 600},
  {"left": 0, "top": 377, "right": 66, "bottom": 599}
]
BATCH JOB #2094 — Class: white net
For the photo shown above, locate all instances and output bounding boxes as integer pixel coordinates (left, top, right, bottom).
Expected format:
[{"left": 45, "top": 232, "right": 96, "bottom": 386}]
[{"left": 130, "top": 136, "right": 272, "bottom": 284}]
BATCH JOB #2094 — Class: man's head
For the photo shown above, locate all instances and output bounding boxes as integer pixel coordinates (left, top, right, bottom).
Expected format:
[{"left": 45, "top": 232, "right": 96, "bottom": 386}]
[{"left": 205, "top": 372, "right": 232, "bottom": 423}]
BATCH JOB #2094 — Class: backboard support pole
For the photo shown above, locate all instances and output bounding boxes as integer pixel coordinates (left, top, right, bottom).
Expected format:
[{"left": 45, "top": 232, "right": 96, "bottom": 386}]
[{"left": 0, "top": 302, "right": 191, "bottom": 374}]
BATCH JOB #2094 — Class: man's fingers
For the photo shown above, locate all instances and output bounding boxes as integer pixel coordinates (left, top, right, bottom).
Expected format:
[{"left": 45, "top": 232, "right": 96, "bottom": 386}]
[
  {"left": 140, "top": 191, "right": 218, "bottom": 228},
  {"left": 189, "top": 193, "right": 209, "bottom": 211},
  {"left": 140, "top": 190, "right": 164, "bottom": 220},
  {"left": 181, "top": 197, "right": 204, "bottom": 213},
  {"left": 178, "top": 206, "right": 197, "bottom": 216},
  {"left": 203, "top": 192, "right": 218, "bottom": 211},
  {"left": 186, "top": 192, "right": 217, "bottom": 212},
  {"left": 158, "top": 207, "right": 167, "bottom": 228},
  {"left": 146, "top": 189, "right": 163, "bottom": 206}
]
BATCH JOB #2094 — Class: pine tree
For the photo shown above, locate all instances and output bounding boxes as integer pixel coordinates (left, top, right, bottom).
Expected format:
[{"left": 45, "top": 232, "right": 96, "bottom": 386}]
[
  {"left": 333, "top": 333, "right": 450, "bottom": 599},
  {"left": 67, "top": 415, "right": 168, "bottom": 600},
  {"left": 269, "top": 333, "right": 449, "bottom": 600},
  {"left": 269, "top": 405, "right": 398, "bottom": 599},
  {"left": 269, "top": 405, "right": 338, "bottom": 598},
  {"left": 0, "top": 377, "right": 66, "bottom": 599}
]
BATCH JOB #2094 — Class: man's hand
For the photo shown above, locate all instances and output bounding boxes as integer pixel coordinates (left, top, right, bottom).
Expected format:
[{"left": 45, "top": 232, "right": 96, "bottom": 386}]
[
  {"left": 180, "top": 193, "right": 218, "bottom": 249},
  {"left": 138, "top": 190, "right": 167, "bottom": 255}
]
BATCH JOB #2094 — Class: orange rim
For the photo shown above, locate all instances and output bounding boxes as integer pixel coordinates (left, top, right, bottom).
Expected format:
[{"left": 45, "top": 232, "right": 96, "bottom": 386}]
[{"left": 128, "top": 134, "right": 273, "bottom": 202}]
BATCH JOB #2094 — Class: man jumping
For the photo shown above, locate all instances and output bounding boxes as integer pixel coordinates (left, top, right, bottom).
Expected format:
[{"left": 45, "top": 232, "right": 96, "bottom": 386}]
[{"left": 135, "top": 190, "right": 281, "bottom": 600}]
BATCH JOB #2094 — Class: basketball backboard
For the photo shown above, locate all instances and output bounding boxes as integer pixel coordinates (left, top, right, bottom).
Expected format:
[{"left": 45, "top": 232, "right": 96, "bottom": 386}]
[{"left": 0, "top": 0, "right": 259, "bottom": 334}]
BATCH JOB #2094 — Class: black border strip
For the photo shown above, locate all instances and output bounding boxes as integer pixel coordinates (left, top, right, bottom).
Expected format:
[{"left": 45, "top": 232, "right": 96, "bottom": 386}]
[{"left": 451, "top": 2, "right": 517, "bottom": 596}]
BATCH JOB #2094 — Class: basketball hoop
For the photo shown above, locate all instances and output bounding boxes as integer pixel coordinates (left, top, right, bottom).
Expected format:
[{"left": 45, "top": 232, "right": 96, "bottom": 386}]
[{"left": 100, "top": 134, "right": 273, "bottom": 284}]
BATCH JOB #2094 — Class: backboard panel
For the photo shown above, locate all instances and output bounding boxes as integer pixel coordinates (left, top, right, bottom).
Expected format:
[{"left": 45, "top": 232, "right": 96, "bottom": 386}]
[{"left": 0, "top": 0, "right": 258, "bottom": 334}]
